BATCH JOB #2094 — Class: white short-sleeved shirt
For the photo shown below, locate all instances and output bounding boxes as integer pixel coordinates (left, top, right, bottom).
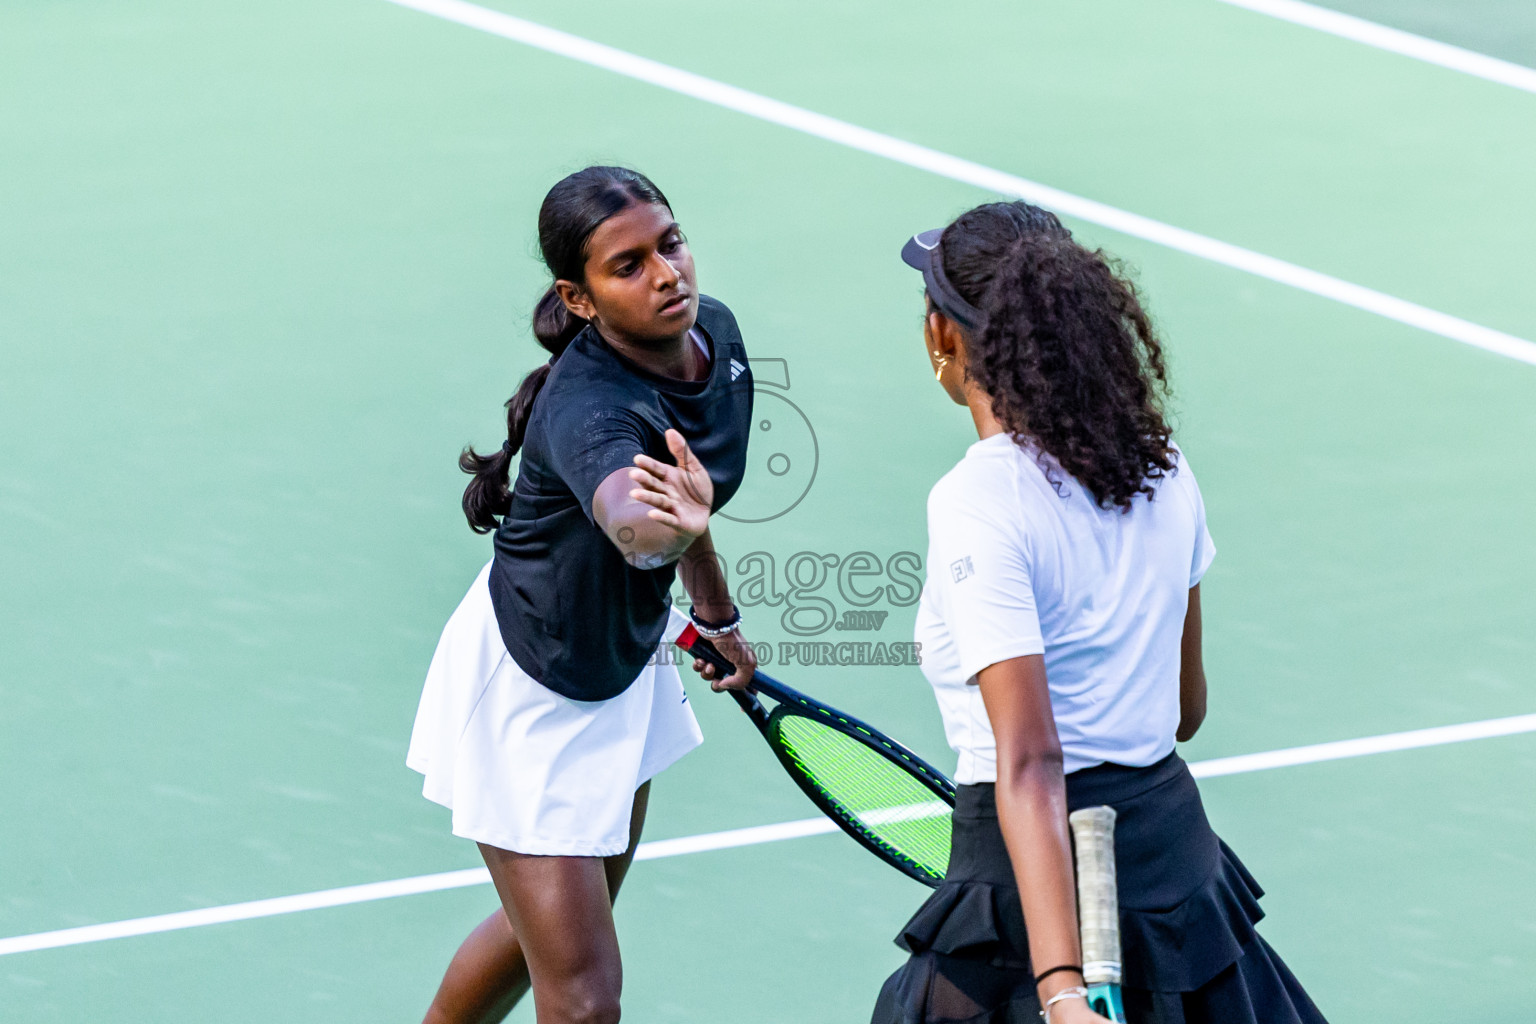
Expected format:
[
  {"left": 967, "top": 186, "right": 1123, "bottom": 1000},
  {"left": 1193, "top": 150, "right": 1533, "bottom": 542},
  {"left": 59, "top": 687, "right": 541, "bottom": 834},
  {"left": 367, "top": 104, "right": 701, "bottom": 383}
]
[{"left": 915, "top": 434, "right": 1215, "bottom": 782}]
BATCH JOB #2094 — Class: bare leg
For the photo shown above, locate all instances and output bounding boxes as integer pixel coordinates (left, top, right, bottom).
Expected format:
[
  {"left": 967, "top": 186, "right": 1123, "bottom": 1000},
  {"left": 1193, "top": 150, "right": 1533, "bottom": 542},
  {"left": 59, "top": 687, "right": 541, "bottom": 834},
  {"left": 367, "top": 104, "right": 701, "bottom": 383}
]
[
  {"left": 422, "top": 908, "right": 529, "bottom": 1024},
  {"left": 421, "top": 784, "right": 650, "bottom": 1024}
]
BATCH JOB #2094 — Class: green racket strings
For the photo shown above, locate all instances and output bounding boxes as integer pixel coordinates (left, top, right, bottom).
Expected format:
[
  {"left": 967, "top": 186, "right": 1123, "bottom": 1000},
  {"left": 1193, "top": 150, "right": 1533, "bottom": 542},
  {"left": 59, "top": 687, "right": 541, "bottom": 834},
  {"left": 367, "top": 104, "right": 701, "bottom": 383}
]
[{"left": 772, "top": 714, "right": 952, "bottom": 881}]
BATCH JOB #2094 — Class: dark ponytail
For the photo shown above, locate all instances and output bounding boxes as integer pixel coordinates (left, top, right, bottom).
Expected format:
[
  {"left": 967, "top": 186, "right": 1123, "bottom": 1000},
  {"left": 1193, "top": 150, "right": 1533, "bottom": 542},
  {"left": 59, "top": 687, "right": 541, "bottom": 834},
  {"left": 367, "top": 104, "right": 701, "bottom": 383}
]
[
  {"left": 940, "top": 201, "right": 1177, "bottom": 512},
  {"left": 460, "top": 166, "right": 672, "bottom": 533}
]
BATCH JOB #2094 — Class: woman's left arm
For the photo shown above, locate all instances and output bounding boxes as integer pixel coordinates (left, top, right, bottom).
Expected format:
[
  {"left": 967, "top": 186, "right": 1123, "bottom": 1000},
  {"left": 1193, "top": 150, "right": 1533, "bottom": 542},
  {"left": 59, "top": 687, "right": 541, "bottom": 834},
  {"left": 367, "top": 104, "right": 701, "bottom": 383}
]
[
  {"left": 977, "top": 656, "right": 1108, "bottom": 1023},
  {"left": 1177, "top": 584, "right": 1206, "bottom": 742}
]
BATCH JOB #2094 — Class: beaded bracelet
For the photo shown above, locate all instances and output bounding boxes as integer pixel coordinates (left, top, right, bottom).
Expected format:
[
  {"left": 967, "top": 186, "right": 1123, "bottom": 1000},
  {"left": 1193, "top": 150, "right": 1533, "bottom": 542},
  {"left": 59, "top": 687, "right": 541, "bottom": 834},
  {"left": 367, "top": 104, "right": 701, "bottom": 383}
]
[
  {"left": 688, "top": 605, "right": 742, "bottom": 638},
  {"left": 1039, "top": 986, "right": 1088, "bottom": 1024}
]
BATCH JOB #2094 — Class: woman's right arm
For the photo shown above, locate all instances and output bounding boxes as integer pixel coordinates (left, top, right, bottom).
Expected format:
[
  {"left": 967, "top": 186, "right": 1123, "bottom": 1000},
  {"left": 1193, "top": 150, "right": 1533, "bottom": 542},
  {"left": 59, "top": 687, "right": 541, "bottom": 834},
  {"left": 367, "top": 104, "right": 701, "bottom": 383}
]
[
  {"left": 591, "top": 429, "right": 713, "bottom": 570},
  {"left": 1177, "top": 584, "right": 1207, "bottom": 742},
  {"left": 978, "top": 656, "right": 1112, "bottom": 1024},
  {"left": 592, "top": 470, "right": 691, "bottom": 569}
]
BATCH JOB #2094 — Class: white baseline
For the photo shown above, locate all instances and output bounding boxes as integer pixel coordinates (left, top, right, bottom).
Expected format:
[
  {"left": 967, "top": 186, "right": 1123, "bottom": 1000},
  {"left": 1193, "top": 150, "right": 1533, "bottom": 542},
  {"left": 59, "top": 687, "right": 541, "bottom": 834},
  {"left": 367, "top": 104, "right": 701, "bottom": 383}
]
[
  {"left": 381, "top": 0, "right": 1536, "bottom": 367},
  {"left": 3, "top": 711, "right": 1534, "bottom": 959},
  {"left": 1217, "top": 0, "right": 1536, "bottom": 96}
]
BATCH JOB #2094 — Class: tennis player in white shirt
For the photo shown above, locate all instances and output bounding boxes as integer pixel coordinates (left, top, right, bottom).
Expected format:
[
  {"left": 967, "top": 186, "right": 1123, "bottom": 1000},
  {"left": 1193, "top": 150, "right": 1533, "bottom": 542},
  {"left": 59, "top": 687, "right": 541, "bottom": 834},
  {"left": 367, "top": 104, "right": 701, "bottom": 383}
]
[{"left": 874, "top": 202, "right": 1326, "bottom": 1024}]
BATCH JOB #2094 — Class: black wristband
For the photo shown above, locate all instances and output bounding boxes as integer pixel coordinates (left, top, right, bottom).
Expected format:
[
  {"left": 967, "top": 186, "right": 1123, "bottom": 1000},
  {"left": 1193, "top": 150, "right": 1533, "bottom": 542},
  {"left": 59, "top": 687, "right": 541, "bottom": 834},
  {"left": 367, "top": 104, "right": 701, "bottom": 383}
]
[
  {"left": 1033, "top": 965, "right": 1083, "bottom": 986},
  {"left": 688, "top": 605, "right": 740, "bottom": 631}
]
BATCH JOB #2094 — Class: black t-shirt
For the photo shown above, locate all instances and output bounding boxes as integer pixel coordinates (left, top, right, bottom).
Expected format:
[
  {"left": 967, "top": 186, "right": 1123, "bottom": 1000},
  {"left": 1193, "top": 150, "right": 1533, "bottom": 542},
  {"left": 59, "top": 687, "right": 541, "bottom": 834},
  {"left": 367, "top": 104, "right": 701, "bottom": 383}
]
[{"left": 489, "top": 295, "right": 753, "bottom": 701}]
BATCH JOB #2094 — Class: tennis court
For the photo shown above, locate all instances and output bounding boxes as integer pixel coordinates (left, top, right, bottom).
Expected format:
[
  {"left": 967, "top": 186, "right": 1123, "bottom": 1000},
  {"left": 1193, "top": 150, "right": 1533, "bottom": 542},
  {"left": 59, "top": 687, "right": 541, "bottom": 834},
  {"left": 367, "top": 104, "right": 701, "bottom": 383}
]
[{"left": 3, "top": 1, "right": 1534, "bottom": 1020}]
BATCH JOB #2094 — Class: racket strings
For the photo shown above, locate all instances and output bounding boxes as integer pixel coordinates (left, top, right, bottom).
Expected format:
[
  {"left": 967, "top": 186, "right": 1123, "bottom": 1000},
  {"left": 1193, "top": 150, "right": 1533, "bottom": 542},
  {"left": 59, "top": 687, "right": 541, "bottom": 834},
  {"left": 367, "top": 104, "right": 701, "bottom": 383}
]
[{"left": 771, "top": 714, "right": 952, "bottom": 880}]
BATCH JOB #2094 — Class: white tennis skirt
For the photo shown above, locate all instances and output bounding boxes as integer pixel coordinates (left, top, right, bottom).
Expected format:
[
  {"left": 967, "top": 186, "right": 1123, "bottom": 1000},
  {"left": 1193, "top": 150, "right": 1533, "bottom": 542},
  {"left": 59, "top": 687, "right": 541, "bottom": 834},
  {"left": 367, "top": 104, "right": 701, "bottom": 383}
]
[{"left": 406, "top": 561, "right": 703, "bottom": 857}]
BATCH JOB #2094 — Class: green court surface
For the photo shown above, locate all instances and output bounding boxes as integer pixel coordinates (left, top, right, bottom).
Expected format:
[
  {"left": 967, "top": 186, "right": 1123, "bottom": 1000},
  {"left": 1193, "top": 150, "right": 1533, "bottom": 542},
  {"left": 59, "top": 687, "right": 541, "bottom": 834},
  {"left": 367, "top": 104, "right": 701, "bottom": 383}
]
[
  {"left": 1319, "top": 0, "right": 1536, "bottom": 67},
  {"left": 3, "top": 1, "right": 1534, "bottom": 1021}
]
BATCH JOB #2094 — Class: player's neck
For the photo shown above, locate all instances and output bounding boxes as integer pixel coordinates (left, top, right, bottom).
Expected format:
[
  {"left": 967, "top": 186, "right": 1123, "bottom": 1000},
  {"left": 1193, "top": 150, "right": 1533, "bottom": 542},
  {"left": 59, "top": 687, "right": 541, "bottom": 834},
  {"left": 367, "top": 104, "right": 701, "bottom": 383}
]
[
  {"left": 597, "top": 325, "right": 708, "bottom": 383},
  {"left": 966, "top": 384, "right": 1004, "bottom": 440}
]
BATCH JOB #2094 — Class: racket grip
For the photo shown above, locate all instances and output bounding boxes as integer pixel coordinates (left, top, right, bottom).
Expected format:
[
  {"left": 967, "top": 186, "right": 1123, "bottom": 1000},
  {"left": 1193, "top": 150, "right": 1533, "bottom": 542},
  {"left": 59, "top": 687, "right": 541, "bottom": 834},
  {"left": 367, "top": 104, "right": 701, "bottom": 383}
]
[
  {"left": 1068, "top": 806, "right": 1122, "bottom": 987},
  {"left": 675, "top": 623, "right": 737, "bottom": 675},
  {"left": 674, "top": 624, "right": 758, "bottom": 715}
]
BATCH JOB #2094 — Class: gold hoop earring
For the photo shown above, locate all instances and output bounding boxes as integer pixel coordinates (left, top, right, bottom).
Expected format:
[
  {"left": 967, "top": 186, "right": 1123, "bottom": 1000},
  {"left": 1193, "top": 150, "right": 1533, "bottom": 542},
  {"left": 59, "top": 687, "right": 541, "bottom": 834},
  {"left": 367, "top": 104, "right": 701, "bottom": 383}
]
[{"left": 932, "top": 352, "right": 950, "bottom": 382}]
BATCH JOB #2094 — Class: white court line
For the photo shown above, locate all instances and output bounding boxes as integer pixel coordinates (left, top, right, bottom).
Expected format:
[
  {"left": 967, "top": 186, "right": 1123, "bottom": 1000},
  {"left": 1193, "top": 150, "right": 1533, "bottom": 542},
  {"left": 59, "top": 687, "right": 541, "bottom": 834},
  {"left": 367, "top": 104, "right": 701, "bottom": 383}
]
[
  {"left": 381, "top": 0, "right": 1536, "bottom": 368},
  {"left": 1217, "top": 0, "right": 1536, "bottom": 96},
  {"left": 4, "top": 711, "right": 1534, "bottom": 959},
  {"left": 632, "top": 815, "right": 836, "bottom": 859},
  {"left": 1190, "top": 712, "right": 1536, "bottom": 778},
  {"left": 0, "top": 819, "right": 837, "bottom": 958}
]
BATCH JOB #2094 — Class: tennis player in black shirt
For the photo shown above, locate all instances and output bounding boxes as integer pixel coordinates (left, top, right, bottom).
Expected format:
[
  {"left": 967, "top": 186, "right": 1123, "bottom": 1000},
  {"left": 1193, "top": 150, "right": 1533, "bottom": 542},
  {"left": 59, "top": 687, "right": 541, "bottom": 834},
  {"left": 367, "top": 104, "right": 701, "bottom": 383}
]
[{"left": 407, "top": 167, "right": 757, "bottom": 1024}]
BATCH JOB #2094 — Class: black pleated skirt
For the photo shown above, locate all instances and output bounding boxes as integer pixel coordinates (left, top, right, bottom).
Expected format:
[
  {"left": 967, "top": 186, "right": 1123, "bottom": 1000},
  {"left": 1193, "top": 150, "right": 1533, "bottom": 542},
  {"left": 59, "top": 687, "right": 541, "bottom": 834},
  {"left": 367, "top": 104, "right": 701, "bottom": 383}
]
[{"left": 871, "top": 752, "right": 1328, "bottom": 1024}]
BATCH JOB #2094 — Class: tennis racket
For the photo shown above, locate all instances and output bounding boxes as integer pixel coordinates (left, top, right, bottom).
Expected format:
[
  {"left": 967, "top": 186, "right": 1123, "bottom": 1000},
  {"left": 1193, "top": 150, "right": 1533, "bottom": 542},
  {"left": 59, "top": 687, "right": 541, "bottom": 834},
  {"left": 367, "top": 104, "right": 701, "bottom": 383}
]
[
  {"left": 675, "top": 623, "right": 956, "bottom": 886},
  {"left": 1068, "top": 806, "right": 1128, "bottom": 1022}
]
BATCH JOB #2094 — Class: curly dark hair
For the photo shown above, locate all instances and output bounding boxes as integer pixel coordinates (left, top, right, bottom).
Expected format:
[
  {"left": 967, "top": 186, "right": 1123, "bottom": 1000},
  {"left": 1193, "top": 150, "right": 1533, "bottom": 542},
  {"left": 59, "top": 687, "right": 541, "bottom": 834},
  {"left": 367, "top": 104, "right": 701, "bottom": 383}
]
[{"left": 940, "top": 201, "right": 1177, "bottom": 511}]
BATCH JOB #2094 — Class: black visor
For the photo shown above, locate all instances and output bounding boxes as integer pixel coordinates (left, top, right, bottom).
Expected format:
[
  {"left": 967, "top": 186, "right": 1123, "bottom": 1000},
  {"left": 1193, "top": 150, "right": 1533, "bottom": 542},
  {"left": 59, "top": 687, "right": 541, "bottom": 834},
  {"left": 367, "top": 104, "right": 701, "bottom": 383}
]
[{"left": 901, "top": 228, "right": 982, "bottom": 331}]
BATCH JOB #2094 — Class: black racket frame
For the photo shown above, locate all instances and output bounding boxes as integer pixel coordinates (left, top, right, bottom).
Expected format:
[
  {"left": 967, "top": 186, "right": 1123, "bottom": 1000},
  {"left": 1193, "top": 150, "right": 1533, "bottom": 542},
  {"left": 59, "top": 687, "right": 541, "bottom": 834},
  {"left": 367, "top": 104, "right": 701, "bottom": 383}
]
[{"left": 676, "top": 627, "right": 956, "bottom": 886}]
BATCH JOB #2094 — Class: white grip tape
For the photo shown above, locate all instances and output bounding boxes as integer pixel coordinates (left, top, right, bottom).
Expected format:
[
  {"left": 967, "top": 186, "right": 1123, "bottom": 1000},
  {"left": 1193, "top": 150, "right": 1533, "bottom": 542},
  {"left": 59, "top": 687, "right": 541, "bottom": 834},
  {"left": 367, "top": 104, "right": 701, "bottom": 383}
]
[{"left": 1068, "top": 806, "right": 1122, "bottom": 986}]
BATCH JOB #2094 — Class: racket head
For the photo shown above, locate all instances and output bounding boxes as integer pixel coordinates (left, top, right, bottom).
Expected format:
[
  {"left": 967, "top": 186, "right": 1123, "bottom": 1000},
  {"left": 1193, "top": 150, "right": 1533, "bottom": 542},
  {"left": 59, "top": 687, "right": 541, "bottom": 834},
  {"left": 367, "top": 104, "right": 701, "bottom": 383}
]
[
  {"left": 674, "top": 623, "right": 957, "bottom": 885},
  {"left": 763, "top": 701, "right": 955, "bottom": 886}
]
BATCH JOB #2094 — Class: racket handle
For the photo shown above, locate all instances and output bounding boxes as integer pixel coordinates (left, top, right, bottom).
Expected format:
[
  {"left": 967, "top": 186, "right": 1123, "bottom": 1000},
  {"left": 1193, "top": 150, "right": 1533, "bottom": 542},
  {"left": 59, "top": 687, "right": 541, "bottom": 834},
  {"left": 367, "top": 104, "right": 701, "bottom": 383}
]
[
  {"left": 675, "top": 624, "right": 765, "bottom": 721},
  {"left": 675, "top": 623, "right": 737, "bottom": 675},
  {"left": 1068, "top": 806, "right": 1122, "bottom": 987}
]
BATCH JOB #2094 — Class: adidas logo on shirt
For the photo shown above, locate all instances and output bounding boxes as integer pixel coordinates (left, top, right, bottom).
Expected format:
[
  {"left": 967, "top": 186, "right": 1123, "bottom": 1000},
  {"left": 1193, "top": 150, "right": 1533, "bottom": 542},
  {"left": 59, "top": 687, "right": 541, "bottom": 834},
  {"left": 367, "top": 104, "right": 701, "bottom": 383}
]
[{"left": 729, "top": 358, "right": 746, "bottom": 381}]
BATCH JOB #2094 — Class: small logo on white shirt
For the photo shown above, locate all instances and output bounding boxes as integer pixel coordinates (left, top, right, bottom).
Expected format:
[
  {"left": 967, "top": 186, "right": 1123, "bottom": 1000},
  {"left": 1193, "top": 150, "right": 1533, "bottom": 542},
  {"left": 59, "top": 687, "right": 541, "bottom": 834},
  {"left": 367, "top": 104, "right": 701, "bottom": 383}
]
[
  {"left": 950, "top": 555, "right": 974, "bottom": 582},
  {"left": 729, "top": 358, "right": 746, "bottom": 381}
]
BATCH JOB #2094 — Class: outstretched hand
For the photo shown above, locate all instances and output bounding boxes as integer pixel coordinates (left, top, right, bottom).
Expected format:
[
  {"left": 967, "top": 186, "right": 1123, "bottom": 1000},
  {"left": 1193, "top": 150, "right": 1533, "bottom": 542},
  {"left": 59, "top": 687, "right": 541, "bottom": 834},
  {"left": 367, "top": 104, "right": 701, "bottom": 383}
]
[{"left": 627, "top": 428, "right": 713, "bottom": 543}]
